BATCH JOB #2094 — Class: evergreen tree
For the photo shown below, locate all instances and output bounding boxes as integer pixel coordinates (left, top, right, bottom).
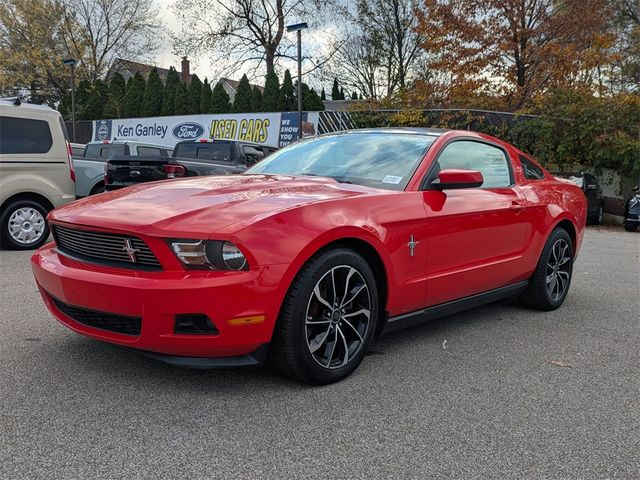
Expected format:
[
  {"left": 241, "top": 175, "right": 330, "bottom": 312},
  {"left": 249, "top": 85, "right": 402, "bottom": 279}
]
[
  {"left": 262, "top": 70, "right": 280, "bottom": 112},
  {"left": 200, "top": 78, "right": 212, "bottom": 113},
  {"left": 359, "top": 93, "right": 363, "bottom": 100},
  {"left": 75, "top": 80, "right": 92, "bottom": 119},
  {"left": 232, "top": 74, "right": 252, "bottom": 112},
  {"left": 84, "top": 79, "right": 108, "bottom": 120},
  {"left": 298, "top": 83, "right": 325, "bottom": 111},
  {"left": 58, "top": 93, "right": 71, "bottom": 120},
  {"left": 123, "top": 72, "right": 146, "bottom": 118},
  {"left": 351, "top": 91, "right": 358, "bottom": 100},
  {"left": 339, "top": 86, "right": 345, "bottom": 100},
  {"left": 278, "top": 69, "right": 295, "bottom": 111},
  {"left": 174, "top": 82, "right": 188, "bottom": 115},
  {"left": 141, "top": 68, "right": 164, "bottom": 117},
  {"left": 210, "top": 82, "right": 231, "bottom": 113},
  {"left": 104, "top": 73, "right": 126, "bottom": 118},
  {"left": 250, "top": 86, "right": 263, "bottom": 112},
  {"left": 320, "top": 87, "right": 326, "bottom": 101},
  {"left": 162, "top": 67, "right": 180, "bottom": 116},
  {"left": 331, "top": 78, "right": 340, "bottom": 100},
  {"left": 187, "top": 74, "right": 203, "bottom": 114}
]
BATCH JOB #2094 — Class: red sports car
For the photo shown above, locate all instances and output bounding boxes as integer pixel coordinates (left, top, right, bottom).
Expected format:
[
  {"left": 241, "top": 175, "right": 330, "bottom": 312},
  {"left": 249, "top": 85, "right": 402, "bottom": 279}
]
[{"left": 31, "top": 129, "right": 586, "bottom": 384}]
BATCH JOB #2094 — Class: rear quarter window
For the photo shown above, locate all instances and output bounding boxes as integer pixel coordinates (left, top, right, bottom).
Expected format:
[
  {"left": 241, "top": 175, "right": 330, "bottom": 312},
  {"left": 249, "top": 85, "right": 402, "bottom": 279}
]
[
  {"left": 0, "top": 116, "right": 53, "bottom": 154},
  {"left": 520, "top": 155, "right": 545, "bottom": 180}
]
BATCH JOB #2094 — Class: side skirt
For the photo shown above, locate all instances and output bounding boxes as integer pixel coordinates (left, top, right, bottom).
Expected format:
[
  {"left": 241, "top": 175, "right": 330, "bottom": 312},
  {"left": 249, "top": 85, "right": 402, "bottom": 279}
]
[{"left": 381, "top": 281, "right": 529, "bottom": 336}]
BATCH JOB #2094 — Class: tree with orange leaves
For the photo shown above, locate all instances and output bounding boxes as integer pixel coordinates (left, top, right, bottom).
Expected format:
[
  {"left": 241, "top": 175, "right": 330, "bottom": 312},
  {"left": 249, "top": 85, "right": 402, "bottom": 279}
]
[{"left": 415, "top": 0, "right": 615, "bottom": 110}]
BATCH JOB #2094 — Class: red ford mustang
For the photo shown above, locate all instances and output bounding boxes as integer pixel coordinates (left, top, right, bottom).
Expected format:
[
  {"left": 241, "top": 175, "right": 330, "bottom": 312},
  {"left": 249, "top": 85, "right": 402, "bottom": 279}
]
[{"left": 31, "top": 129, "right": 586, "bottom": 384}]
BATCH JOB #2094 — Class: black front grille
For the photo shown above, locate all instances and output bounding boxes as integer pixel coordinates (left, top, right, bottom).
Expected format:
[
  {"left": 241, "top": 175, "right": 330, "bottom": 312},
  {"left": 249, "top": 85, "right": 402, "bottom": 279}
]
[
  {"left": 51, "top": 296, "right": 142, "bottom": 336},
  {"left": 52, "top": 224, "right": 161, "bottom": 270}
]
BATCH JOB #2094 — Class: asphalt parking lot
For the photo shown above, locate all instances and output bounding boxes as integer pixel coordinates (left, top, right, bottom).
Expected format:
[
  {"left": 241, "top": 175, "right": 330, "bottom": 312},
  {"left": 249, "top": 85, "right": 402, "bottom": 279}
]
[{"left": 1, "top": 228, "right": 638, "bottom": 479}]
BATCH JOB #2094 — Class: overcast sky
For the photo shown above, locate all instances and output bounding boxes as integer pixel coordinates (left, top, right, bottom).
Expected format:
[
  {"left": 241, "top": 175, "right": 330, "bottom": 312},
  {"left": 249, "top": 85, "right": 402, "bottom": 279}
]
[{"left": 152, "top": 0, "right": 337, "bottom": 87}]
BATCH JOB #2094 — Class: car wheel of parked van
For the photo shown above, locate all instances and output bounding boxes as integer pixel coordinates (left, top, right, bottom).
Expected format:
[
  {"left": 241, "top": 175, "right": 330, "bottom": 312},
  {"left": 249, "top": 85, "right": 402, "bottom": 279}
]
[{"left": 0, "top": 200, "right": 50, "bottom": 250}]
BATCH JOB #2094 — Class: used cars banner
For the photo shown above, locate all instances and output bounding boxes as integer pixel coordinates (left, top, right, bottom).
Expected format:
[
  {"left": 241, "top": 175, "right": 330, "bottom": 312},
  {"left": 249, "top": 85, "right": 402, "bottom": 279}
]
[{"left": 92, "top": 112, "right": 320, "bottom": 148}]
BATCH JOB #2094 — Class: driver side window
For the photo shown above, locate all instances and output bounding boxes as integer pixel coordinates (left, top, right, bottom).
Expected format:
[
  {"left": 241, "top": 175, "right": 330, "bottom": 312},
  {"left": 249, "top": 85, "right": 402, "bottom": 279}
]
[{"left": 430, "top": 140, "right": 512, "bottom": 188}]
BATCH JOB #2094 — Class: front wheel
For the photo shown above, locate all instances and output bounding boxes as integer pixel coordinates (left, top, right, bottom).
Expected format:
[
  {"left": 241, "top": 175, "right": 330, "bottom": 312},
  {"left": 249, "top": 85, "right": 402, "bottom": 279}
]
[
  {"left": 270, "top": 248, "right": 379, "bottom": 384},
  {"left": 520, "top": 228, "right": 574, "bottom": 311},
  {"left": 624, "top": 221, "right": 638, "bottom": 232}
]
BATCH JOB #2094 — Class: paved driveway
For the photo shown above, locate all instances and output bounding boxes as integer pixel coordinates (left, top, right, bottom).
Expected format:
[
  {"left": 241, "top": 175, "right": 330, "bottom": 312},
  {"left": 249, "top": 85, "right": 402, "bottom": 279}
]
[{"left": 1, "top": 228, "right": 638, "bottom": 479}]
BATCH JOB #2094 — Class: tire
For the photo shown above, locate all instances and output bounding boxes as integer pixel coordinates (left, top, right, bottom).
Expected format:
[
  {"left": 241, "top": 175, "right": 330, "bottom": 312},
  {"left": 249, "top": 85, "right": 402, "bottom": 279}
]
[
  {"left": 589, "top": 205, "right": 603, "bottom": 225},
  {"left": 0, "top": 199, "right": 50, "bottom": 250},
  {"left": 90, "top": 183, "right": 106, "bottom": 195},
  {"left": 520, "top": 227, "right": 573, "bottom": 311},
  {"left": 270, "top": 247, "right": 379, "bottom": 384},
  {"left": 624, "top": 222, "right": 638, "bottom": 232}
]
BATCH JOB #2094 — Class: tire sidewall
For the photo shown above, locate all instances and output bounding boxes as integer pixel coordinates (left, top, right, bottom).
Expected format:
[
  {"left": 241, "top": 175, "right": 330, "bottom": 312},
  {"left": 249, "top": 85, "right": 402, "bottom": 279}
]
[
  {"left": 285, "top": 248, "right": 379, "bottom": 384},
  {"left": 541, "top": 229, "right": 574, "bottom": 308},
  {"left": 0, "top": 200, "right": 50, "bottom": 250}
]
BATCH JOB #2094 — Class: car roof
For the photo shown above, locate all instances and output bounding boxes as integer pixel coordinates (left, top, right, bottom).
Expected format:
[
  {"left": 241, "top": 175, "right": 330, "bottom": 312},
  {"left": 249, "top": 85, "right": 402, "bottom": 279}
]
[
  {"left": 330, "top": 127, "right": 449, "bottom": 136},
  {"left": 0, "top": 100, "right": 62, "bottom": 117},
  {"left": 551, "top": 171, "right": 585, "bottom": 177},
  {"left": 87, "top": 140, "right": 169, "bottom": 148}
]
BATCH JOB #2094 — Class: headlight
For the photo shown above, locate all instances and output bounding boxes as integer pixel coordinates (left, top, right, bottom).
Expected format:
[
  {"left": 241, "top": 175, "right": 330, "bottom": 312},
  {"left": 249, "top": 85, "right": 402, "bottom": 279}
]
[{"left": 170, "top": 240, "right": 248, "bottom": 270}]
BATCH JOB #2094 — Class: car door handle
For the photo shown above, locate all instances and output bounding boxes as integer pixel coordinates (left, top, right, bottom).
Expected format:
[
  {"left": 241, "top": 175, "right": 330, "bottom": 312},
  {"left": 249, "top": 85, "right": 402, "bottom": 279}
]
[{"left": 510, "top": 202, "right": 527, "bottom": 212}]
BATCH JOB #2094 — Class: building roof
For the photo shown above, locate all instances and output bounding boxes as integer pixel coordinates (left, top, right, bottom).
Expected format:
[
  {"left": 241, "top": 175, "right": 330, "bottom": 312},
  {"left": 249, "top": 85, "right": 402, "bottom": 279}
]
[
  {"left": 217, "top": 78, "right": 264, "bottom": 102},
  {"left": 105, "top": 58, "right": 187, "bottom": 83}
]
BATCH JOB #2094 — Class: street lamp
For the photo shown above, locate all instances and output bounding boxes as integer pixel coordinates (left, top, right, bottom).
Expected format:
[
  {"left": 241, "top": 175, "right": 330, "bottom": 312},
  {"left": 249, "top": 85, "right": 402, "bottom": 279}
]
[
  {"left": 63, "top": 58, "right": 77, "bottom": 143},
  {"left": 286, "top": 22, "right": 308, "bottom": 140}
]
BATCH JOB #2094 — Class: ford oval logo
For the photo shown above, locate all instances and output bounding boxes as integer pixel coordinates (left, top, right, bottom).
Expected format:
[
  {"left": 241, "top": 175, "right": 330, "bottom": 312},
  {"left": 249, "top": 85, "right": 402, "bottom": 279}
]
[{"left": 172, "top": 122, "right": 205, "bottom": 140}]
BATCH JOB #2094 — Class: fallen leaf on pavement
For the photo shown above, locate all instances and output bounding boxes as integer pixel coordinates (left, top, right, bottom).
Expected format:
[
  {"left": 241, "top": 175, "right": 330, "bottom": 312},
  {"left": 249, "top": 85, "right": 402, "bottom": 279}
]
[{"left": 550, "top": 360, "right": 572, "bottom": 368}]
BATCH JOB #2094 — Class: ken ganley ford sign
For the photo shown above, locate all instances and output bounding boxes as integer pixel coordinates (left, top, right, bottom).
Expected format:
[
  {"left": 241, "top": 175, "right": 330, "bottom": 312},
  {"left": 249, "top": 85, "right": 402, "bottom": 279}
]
[{"left": 92, "top": 113, "right": 282, "bottom": 148}]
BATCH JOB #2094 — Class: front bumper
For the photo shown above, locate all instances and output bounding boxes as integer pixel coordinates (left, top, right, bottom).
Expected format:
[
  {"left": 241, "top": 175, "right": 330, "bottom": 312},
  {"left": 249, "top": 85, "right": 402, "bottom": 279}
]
[{"left": 32, "top": 244, "right": 287, "bottom": 360}]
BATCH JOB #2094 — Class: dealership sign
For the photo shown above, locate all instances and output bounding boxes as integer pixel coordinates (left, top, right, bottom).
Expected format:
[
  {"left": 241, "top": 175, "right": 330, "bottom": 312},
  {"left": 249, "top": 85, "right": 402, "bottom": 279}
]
[{"left": 92, "top": 112, "right": 319, "bottom": 148}]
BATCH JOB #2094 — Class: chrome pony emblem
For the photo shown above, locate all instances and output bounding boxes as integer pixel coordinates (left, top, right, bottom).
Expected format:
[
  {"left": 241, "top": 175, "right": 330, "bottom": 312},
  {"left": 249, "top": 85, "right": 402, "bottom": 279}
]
[
  {"left": 122, "top": 238, "right": 139, "bottom": 262},
  {"left": 407, "top": 235, "right": 419, "bottom": 257}
]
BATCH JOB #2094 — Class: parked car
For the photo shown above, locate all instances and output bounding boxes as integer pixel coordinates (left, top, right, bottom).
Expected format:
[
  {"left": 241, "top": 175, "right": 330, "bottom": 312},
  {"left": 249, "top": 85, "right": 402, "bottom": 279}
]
[
  {"left": 104, "top": 139, "right": 276, "bottom": 190},
  {"left": 70, "top": 142, "right": 85, "bottom": 158},
  {"left": 0, "top": 99, "right": 75, "bottom": 249},
  {"left": 74, "top": 140, "right": 173, "bottom": 197},
  {"left": 624, "top": 186, "right": 640, "bottom": 232},
  {"left": 552, "top": 171, "right": 603, "bottom": 224},
  {"left": 32, "top": 129, "right": 586, "bottom": 384}
]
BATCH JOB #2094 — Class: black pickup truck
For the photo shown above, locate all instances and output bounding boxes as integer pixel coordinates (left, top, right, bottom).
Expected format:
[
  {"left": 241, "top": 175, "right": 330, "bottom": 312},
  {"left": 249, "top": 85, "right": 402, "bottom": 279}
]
[{"left": 104, "top": 139, "right": 276, "bottom": 190}]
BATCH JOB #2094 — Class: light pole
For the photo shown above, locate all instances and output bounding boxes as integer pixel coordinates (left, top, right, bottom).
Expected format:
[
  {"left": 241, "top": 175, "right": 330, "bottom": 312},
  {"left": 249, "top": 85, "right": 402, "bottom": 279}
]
[
  {"left": 286, "top": 22, "right": 308, "bottom": 140},
  {"left": 63, "top": 58, "right": 77, "bottom": 142}
]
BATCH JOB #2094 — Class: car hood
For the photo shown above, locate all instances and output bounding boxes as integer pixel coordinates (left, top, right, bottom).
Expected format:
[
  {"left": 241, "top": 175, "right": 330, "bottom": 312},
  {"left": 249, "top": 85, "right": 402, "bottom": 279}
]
[{"left": 51, "top": 175, "right": 376, "bottom": 236}]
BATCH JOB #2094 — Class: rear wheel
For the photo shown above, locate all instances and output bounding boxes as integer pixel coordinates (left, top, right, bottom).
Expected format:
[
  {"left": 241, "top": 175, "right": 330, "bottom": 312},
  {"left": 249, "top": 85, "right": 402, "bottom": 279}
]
[
  {"left": 270, "top": 248, "right": 378, "bottom": 384},
  {"left": 0, "top": 199, "right": 50, "bottom": 250},
  {"left": 589, "top": 205, "right": 603, "bottom": 225},
  {"left": 90, "top": 182, "right": 106, "bottom": 195},
  {"left": 520, "top": 228, "right": 573, "bottom": 311},
  {"left": 624, "top": 222, "right": 638, "bottom": 232}
]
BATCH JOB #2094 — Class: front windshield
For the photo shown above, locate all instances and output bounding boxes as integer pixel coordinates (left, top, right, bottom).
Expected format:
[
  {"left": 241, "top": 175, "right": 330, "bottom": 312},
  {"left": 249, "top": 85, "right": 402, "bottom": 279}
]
[{"left": 246, "top": 132, "right": 436, "bottom": 191}]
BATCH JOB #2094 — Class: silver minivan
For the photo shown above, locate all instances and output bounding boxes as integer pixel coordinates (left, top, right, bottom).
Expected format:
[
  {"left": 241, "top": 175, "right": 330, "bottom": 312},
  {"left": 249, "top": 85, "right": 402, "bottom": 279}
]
[
  {"left": 74, "top": 140, "right": 173, "bottom": 197},
  {"left": 0, "top": 100, "right": 75, "bottom": 249}
]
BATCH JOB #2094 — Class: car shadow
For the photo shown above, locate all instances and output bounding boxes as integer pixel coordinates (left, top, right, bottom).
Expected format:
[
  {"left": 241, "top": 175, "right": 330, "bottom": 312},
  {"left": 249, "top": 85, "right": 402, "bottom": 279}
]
[{"left": 49, "top": 297, "right": 526, "bottom": 392}]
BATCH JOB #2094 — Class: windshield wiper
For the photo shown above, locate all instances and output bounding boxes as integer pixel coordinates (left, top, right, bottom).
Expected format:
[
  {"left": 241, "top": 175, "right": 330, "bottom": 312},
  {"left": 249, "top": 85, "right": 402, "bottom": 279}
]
[{"left": 331, "top": 176, "right": 354, "bottom": 184}]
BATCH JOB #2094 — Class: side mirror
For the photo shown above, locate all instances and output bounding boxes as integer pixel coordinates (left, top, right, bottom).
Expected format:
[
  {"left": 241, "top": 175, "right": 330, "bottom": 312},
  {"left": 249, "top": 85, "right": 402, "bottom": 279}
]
[
  {"left": 243, "top": 146, "right": 264, "bottom": 166},
  {"left": 432, "top": 169, "right": 484, "bottom": 190}
]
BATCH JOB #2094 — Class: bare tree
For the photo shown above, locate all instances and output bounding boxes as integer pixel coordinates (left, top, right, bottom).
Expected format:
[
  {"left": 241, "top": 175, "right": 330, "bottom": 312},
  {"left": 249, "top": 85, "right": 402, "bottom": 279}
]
[
  {"left": 357, "top": 0, "right": 423, "bottom": 93},
  {"left": 171, "top": 0, "right": 336, "bottom": 77},
  {"left": 62, "top": 0, "right": 161, "bottom": 81},
  {"left": 324, "top": 0, "right": 422, "bottom": 99}
]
